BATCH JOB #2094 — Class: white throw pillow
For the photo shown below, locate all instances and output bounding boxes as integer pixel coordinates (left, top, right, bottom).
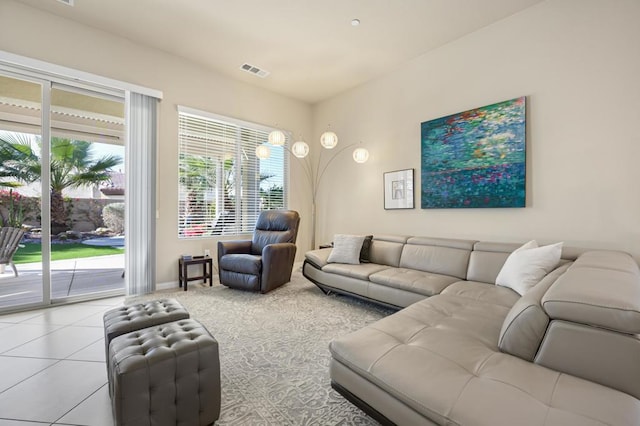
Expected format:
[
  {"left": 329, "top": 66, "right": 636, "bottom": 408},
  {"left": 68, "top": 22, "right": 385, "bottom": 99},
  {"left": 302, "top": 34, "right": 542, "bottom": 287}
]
[
  {"left": 327, "top": 234, "right": 366, "bottom": 265},
  {"left": 496, "top": 240, "right": 563, "bottom": 296}
]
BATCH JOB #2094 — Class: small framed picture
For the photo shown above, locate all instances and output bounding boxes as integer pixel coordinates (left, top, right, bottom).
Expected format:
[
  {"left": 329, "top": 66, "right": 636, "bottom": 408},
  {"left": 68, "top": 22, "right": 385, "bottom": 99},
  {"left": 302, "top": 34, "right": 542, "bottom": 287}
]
[{"left": 384, "top": 169, "right": 414, "bottom": 209}]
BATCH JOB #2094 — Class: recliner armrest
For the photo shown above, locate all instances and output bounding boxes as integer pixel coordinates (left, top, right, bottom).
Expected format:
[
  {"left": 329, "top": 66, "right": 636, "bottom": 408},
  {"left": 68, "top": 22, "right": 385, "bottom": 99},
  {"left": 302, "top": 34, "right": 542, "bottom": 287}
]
[
  {"left": 261, "top": 243, "right": 297, "bottom": 293},
  {"left": 217, "top": 240, "right": 252, "bottom": 257}
]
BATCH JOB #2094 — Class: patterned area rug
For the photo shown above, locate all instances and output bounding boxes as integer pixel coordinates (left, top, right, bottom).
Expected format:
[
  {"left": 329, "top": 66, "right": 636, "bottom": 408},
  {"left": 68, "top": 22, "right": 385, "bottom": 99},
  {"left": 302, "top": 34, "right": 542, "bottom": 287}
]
[{"left": 136, "top": 265, "right": 394, "bottom": 425}]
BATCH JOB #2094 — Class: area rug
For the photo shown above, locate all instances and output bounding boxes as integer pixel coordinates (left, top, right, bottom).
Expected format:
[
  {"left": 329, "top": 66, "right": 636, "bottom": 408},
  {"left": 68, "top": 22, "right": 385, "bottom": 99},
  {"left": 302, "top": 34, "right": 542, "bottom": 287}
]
[{"left": 135, "top": 265, "right": 394, "bottom": 425}]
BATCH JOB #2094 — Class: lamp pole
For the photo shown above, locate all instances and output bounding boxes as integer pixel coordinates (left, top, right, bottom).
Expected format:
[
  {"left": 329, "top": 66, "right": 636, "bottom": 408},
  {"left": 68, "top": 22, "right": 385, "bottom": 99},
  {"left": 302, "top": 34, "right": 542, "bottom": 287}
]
[{"left": 294, "top": 142, "right": 361, "bottom": 250}]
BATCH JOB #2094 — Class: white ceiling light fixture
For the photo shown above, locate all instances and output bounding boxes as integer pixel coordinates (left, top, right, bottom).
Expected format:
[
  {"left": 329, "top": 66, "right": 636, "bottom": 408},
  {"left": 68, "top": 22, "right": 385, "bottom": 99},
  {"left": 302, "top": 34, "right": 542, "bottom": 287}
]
[
  {"left": 351, "top": 19, "right": 360, "bottom": 26},
  {"left": 56, "top": 0, "right": 74, "bottom": 5}
]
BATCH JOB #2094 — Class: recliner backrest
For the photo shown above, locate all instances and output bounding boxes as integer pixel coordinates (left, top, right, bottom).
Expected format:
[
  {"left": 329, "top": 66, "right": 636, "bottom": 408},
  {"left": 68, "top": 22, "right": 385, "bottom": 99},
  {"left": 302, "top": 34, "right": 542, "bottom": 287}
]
[{"left": 251, "top": 210, "right": 300, "bottom": 254}]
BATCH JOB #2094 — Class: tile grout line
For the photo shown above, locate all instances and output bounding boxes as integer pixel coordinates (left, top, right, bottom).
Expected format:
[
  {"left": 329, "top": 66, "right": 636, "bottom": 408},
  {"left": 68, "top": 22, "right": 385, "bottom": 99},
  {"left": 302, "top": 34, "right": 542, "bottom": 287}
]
[
  {"left": 0, "top": 323, "right": 71, "bottom": 355},
  {"left": 51, "top": 382, "right": 110, "bottom": 426},
  {"left": 0, "top": 417, "right": 49, "bottom": 424},
  {"left": 64, "top": 335, "right": 106, "bottom": 361},
  {"left": 0, "top": 358, "right": 64, "bottom": 397},
  {"left": 0, "top": 299, "right": 120, "bottom": 425}
]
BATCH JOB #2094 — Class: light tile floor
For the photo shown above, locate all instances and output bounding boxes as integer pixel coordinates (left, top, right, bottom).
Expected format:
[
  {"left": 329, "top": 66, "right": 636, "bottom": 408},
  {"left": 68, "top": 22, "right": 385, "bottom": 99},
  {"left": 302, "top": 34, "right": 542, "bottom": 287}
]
[{"left": 0, "top": 297, "right": 124, "bottom": 425}]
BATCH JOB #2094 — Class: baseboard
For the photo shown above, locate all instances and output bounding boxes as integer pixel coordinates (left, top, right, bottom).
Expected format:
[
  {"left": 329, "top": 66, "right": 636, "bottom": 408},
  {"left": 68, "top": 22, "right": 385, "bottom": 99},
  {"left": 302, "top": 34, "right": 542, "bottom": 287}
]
[{"left": 156, "top": 281, "right": 179, "bottom": 291}]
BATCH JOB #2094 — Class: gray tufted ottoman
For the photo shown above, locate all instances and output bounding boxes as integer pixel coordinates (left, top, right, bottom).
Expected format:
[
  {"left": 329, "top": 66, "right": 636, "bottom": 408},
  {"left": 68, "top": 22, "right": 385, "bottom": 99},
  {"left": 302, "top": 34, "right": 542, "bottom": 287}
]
[
  {"left": 108, "top": 319, "right": 221, "bottom": 426},
  {"left": 103, "top": 298, "right": 190, "bottom": 364}
]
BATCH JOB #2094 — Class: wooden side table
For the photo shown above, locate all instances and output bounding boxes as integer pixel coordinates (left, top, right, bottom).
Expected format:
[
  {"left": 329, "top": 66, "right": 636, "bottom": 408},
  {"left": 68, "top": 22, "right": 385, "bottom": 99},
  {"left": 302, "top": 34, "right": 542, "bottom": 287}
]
[{"left": 178, "top": 256, "right": 213, "bottom": 291}]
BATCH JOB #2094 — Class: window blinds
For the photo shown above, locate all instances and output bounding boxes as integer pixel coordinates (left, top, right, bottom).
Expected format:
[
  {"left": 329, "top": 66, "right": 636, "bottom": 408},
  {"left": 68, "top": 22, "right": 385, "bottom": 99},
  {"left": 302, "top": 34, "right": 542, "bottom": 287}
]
[{"left": 178, "top": 108, "right": 287, "bottom": 238}]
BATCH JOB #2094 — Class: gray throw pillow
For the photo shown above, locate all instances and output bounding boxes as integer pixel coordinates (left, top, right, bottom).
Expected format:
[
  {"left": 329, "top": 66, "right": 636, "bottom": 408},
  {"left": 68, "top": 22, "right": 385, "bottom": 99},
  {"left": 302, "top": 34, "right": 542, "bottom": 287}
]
[
  {"left": 360, "top": 235, "right": 373, "bottom": 263},
  {"left": 327, "top": 234, "right": 366, "bottom": 264}
]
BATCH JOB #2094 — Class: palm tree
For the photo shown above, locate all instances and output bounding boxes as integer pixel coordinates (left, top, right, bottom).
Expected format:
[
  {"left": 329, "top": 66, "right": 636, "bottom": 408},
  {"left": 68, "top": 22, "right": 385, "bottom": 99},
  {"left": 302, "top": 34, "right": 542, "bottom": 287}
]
[
  {"left": 0, "top": 133, "right": 39, "bottom": 227},
  {"left": 0, "top": 132, "right": 39, "bottom": 188},
  {"left": 0, "top": 133, "right": 122, "bottom": 233},
  {"left": 48, "top": 138, "right": 121, "bottom": 233}
]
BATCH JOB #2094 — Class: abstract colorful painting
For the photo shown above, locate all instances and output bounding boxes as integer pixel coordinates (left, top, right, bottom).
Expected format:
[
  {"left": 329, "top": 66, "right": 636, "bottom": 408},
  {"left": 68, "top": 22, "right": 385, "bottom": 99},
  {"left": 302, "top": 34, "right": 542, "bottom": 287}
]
[{"left": 421, "top": 97, "right": 526, "bottom": 209}]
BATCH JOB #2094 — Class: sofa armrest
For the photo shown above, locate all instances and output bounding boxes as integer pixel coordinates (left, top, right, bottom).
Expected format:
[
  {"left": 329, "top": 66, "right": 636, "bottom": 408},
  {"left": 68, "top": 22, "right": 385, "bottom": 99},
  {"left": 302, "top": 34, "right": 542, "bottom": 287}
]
[
  {"left": 304, "top": 248, "right": 332, "bottom": 269},
  {"left": 542, "top": 251, "right": 640, "bottom": 334},
  {"left": 261, "top": 243, "right": 297, "bottom": 293}
]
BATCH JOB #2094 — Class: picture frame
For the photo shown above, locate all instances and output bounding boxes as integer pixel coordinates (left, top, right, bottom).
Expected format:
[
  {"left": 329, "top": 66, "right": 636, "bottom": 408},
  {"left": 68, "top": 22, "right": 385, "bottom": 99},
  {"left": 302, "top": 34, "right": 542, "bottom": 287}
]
[
  {"left": 421, "top": 96, "right": 526, "bottom": 209},
  {"left": 384, "top": 169, "right": 414, "bottom": 209}
]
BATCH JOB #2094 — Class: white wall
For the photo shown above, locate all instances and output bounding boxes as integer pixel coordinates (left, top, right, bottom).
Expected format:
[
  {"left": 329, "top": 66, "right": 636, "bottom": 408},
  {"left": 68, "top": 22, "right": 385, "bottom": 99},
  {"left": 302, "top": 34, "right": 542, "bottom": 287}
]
[
  {"left": 2, "top": 0, "right": 639, "bottom": 286},
  {"left": 0, "top": 0, "right": 313, "bottom": 284},
  {"left": 313, "top": 0, "right": 640, "bottom": 257}
]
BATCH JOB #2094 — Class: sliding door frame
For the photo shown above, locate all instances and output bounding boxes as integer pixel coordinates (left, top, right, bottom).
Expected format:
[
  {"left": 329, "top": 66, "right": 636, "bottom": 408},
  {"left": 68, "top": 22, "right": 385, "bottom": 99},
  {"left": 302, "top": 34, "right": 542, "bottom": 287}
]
[{"left": 0, "top": 66, "right": 128, "bottom": 312}]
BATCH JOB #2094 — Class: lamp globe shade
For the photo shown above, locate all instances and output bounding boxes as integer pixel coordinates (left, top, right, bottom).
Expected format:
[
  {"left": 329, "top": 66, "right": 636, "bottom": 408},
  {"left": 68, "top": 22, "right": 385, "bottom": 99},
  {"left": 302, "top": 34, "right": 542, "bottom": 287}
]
[
  {"left": 320, "top": 131, "right": 338, "bottom": 149},
  {"left": 352, "top": 147, "right": 369, "bottom": 163},
  {"left": 291, "top": 141, "right": 310, "bottom": 158},
  {"left": 256, "top": 144, "right": 271, "bottom": 160},
  {"left": 268, "top": 130, "right": 286, "bottom": 146}
]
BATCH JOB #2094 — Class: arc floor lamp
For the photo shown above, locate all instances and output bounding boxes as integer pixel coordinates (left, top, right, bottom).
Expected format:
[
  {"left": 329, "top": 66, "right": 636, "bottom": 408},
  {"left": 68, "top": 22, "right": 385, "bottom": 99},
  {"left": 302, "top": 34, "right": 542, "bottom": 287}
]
[{"left": 256, "top": 128, "right": 369, "bottom": 249}]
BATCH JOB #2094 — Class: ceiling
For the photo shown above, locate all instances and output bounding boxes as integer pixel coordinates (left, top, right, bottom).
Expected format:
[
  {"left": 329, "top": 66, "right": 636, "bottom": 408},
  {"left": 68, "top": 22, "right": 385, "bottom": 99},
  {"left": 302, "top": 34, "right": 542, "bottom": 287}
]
[{"left": 15, "top": 0, "right": 544, "bottom": 104}]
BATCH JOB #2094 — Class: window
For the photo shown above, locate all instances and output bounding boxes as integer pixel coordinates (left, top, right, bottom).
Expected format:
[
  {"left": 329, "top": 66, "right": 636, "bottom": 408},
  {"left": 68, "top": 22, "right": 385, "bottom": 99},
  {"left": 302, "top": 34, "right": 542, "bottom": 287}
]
[{"left": 178, "top": 106, "right": 287, "bottom": 238}]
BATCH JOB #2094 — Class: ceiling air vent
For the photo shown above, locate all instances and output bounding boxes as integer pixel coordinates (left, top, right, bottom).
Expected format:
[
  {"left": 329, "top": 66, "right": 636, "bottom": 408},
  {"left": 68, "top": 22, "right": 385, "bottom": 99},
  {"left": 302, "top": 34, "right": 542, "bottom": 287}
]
[
  {"left": 56, "top": 0, "right": 74, "bottom": 5},
  {"left": 240, "top": 63, "right": 270, "bottom": 78}
]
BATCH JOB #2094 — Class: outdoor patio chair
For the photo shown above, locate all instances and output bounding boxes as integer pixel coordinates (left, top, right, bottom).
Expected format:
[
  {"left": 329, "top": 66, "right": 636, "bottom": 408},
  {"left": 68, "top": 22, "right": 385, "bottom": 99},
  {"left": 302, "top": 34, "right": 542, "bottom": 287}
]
[{"left": 0, "top": 227, "right": 25, "bottom": 277}]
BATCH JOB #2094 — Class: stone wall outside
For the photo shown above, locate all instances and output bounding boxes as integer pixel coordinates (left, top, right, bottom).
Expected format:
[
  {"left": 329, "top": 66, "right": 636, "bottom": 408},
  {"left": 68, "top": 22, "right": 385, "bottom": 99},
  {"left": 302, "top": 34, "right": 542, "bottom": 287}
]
[{"left": 0, "top": 192, "right": 122, "bottom": 233}]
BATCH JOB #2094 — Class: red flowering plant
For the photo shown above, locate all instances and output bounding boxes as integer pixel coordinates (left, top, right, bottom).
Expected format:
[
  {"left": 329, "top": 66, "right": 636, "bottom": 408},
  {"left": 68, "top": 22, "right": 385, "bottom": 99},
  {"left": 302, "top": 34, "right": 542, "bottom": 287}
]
[{"left": 0, "top": 188, "right": 24, "bottom": 228}]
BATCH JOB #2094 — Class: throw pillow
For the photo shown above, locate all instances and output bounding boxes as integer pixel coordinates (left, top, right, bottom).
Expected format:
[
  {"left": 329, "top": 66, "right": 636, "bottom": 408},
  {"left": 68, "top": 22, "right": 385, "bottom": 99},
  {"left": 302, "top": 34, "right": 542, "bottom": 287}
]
[
  {"left": 360, "top": 235, "right": 374, "bottom": 263},
  {"left": 496, "top": 240, "right": 563, "bottom": 296},
  {"left": 327, "top": 234, "right": 366, "bottom": 265}
]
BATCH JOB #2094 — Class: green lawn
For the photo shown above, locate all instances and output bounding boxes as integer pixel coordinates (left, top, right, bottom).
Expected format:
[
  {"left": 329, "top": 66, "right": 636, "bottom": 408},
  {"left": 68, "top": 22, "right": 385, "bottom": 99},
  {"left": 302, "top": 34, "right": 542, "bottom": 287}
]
[{"left": 13, "top": 242, "right": 123, "bottom": 264}]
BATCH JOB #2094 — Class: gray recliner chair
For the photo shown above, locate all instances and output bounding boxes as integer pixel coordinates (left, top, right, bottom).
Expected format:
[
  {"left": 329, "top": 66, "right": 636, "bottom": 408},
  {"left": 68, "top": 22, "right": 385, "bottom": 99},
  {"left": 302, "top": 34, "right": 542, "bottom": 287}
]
[{"left": 217, "top": 210, "right": 300, "bottom": 293}]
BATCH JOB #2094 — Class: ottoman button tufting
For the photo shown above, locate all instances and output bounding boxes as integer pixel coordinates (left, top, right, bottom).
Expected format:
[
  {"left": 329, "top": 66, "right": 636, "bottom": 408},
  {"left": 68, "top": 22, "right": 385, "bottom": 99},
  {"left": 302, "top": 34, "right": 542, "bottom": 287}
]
[{"left": 108, "top": 319, "right": 221, "bottom": 426}]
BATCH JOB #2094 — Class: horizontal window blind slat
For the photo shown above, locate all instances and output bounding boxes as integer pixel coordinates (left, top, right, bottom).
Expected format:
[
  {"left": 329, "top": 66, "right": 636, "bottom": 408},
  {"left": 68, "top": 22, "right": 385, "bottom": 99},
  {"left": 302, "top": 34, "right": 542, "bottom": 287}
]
[{"left": 178, "top": 108, "right": 287, "bottom": 238}]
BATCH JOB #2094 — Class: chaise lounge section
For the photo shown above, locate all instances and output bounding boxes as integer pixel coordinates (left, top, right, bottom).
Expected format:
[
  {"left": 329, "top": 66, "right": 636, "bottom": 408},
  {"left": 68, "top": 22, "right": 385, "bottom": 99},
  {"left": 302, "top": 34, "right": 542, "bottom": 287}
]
[{"left": 305, "top": 235, "right": 640, "bottom": 425}]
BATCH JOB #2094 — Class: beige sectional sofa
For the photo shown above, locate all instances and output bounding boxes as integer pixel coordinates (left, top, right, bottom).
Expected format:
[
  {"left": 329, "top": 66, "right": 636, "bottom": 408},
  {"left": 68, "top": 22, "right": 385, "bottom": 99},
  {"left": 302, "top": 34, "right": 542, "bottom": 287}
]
[{"left": 303, "top": 235, "right": 640, "bottom": 425}]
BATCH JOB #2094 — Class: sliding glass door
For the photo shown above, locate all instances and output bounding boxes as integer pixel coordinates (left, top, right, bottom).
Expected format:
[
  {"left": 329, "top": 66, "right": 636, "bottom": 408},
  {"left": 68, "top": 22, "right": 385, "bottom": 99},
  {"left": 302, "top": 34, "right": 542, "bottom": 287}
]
[
  {"left": 0, "top": 72, "right": 45, "bottom": 310},
  {"left": 49, "top": 85, "right": 125, "bottom": 301},
  {"left": 0, "top": 70, "right": 126, "bottom": 312}
]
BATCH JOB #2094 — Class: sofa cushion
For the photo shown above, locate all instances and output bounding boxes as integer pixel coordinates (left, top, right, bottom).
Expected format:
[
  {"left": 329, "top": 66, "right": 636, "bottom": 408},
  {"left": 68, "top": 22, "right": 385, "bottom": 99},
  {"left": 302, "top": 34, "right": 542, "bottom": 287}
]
[
  {"left": 368, "top": 237, "right": 407, "bottom": 267},
  {"left": 327, "top": 234, "right": 366, "bottom": 264},
  {"left": 498, "top": 263, "right": 571, "bottom": 361},
  {"left": 322, "top": 263, "right": 390, "bottom": 281},
  {"left": 330, "top": 292, "right": 640, "bottom": 426},
  {"left": 399, "top": 238, "right": 473, "bottom": 280},
  {"left": 496, "top": 241, "right": 563, "bottom": 295},
  {"left": 466, "top": 241, "right": 519, "bottom": 283},
  {"left": 369, "top": 268, "right": 458, "bottom": 297},
  {"left": 542, "top": 251, "right": 640, "bottom": 334},
  {"left": 441, "top": 281, "right": 520, "bottom": 309}
]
